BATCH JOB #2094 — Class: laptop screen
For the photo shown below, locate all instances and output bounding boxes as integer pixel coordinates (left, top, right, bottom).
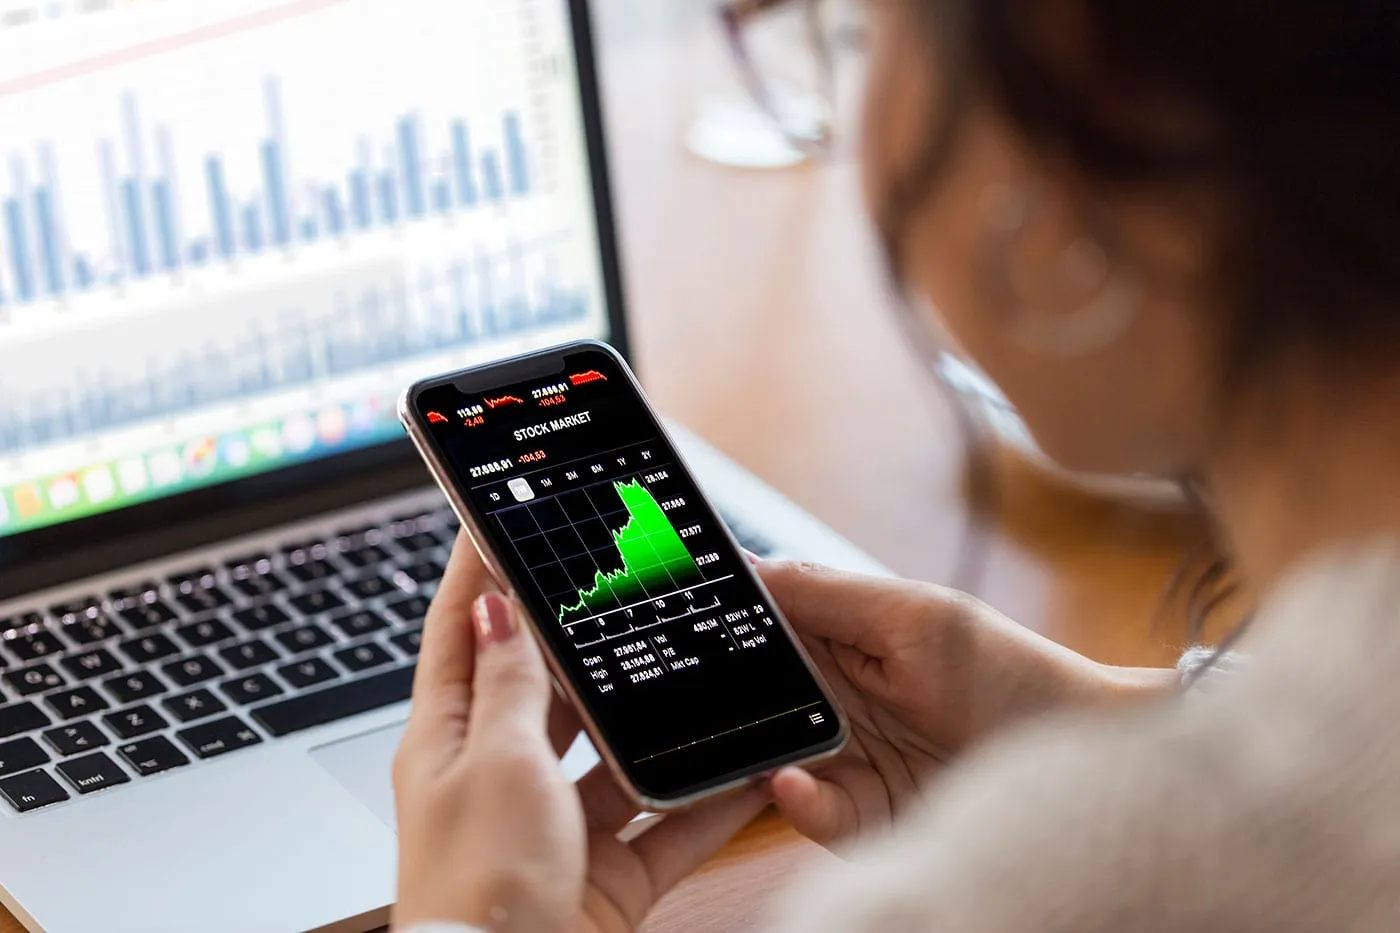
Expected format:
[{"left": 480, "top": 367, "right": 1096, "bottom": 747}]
[{"left": 0, "top": 0, "right": 614, "bottom": 541}]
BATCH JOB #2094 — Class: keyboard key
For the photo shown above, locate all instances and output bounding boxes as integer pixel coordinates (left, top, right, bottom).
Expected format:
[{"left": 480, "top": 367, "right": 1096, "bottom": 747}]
[
  {"left": 253, "top": 666, "right": 414, "bottom": 737},
  {"left": 345, "top": 575, "right": 396, "bottom": 600},
  {"left": 219, "top": 673, "right": 283, "bottom": 706},
  {"left": 118, "top": 632, "right": 179, "bottom": 664},
  {"left": 174, "top": 618, "right": 235, "bottom": 648},
  {"left": 162, "top": 689, "right": 227, "bottom": 723},
  {"left": 117, "top": 735, "right": 189, "bottom": 777},
  {"left": 45, "top": 686, "right": 109, "bottom": 720},
  {"left": 218, "top": 638, "right": 279, "bottom": 671},
  {"left": 162, "top": 654, "right": 225, "bottom": 687},
  {"left": 340, "top": 545, "right": 391, "bottom": 569},
  {"left": 231, "top": 604, "right": 291, "bottom": 633},
  {"left": 334, "top": 642, "right": 394, "bottom": 673},
  {"left": 277, "top": 657, "right": 339, "bottom": 689},
  {"left": 50, "top": 597, "right": 104, "bottom": 625},
  {"left": 108, "top": 582, "right": 160, "bottom": 611},
  {"left": 4, "top": 663, "right": 66, "bottom": 697},
  {"left": 0, "top": 737, "right": 50, "bottom": 777},
  {"left": 168, "top": 567, "right": 219, "bottom": 593},
  {"left": 229, "top": 571, "right": 290, "bottom": 600},
  {"left": 60, "top": 648, "right": 123, "bottom": 681},
  {"left": 225, "top": 552, "right": 273, "bottom": 576},
  {"left": 0, "top": 607, "right": 43, "bottom": 636},
  {"left": 0, "top": 702, "right": 50, "bottom": 739},
  {"left": 52, "top": 599, "right": 124, "bottom": 644},
  {"left": 289, "top": 590, "right": 345, "bottom": 616},
  {"left": 395, "top": 531, "right": 441, "bottom": 553},
  {"left": 285, "top": 560, "right": 335, "bottom": 584},
  {"left": 56, "top": 752, "right": 129, "bottom": 795},
  {"left": 330, "top": 610, "right": 389, "bottom": 639},
  {"left": 103, "top": 671, "right": 167, "bottom": 704},
  {"left": 177, "top": 716, "right": 263, "bottom": 760},
  {"left": 389, "top": 628, "right": 423, "bottom": 657},
  {"left": 276, "top": 623, "right": 334, "bottom": 655},
  {"left": 119, "top": 600, "right": 179, "bottom": 630},
  {"left": 176, "top": 586, "right": 234, "bottom": 616},
  {"left": 6, "top": 629, "right": 65, "bottom": 662},
  {"left": 384, "top": 596, "right": 431, "bottom": 624},
  {"left": 103, "top": 705, "right": 167, "bottom": 740},
  {"left": 399, "top": 560, "right": 445, "bottom": 585},
  {"left": 0, "top": 769, "right": 68, "bottom": 812},
  {"left": 43, "top": 722, "right": 109, "bottom": 756}
]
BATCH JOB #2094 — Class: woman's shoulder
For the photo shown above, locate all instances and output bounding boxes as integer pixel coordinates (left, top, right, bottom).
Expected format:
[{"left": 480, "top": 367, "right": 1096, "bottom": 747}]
[{"left": 763, "top": 541, "right": 1400, "bottom": 933}]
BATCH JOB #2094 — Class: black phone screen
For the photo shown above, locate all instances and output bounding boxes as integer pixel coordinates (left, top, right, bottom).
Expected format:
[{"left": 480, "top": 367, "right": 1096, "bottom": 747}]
[{"left": 410, "top": 344, "right": 842, "bottom": 800}]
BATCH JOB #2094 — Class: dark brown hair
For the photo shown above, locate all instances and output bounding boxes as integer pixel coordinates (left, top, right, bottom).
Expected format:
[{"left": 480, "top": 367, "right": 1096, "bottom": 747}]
[{"left": 884, "top": 0, "right": 1400, "bottom": 376}]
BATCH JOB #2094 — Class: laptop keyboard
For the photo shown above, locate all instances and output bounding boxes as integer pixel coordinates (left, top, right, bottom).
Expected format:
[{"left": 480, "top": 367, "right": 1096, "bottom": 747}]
[{"left": 0, "top": 504, "right": 776, "bottom": 813}]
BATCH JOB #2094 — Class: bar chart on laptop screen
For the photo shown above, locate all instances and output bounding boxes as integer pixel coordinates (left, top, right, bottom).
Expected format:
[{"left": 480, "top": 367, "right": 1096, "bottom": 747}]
[{"left": 0, "top": 0, "right": 609, "bottom": 536}]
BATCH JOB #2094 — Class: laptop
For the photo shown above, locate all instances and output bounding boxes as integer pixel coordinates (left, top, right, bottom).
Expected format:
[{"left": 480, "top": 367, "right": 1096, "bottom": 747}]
[{"left": 0, "top": 2, "right": 886, "bottom": 931}]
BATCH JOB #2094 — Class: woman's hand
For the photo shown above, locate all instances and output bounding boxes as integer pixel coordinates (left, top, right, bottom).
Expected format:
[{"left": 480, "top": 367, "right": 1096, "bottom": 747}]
[
  {"left": 393, "top": 537, "right": 769, "bottom": 933},
  {"left": 757, "top": 561, "right": 1175, "bottom": 848}
]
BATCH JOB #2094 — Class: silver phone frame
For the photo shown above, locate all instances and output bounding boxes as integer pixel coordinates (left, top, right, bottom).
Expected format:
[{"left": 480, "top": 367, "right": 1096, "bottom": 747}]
[{"left": 397, "top": 340, "right": 849, "bottom": 811}]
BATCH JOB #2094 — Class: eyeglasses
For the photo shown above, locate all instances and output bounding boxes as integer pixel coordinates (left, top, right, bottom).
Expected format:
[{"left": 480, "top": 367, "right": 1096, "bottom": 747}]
[{"left": 718, "top": 0, "right": 840, "bottom": 154}]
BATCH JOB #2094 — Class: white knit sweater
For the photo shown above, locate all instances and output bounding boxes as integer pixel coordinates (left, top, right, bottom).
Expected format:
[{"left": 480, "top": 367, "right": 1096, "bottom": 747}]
[{"left": 405, "top": 544, "right": 1400, "bottom": 932}]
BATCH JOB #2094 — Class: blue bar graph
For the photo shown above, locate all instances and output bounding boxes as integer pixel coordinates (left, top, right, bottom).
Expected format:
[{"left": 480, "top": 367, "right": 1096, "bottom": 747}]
[
  {"left": 397, "top": 116, "right": 424, "bottom": 219},
  {"left": 261, "top": 141, "right": 289, "bottom": 248},
  {"left": 73, "top": 256, "right": 93, "bottom": 290},
  {"left": 34, "top": 187, "right": 62, "bottom": 296},
  {"left": 377, "top": 172, "right": 398, "bottom": 224},
  {"left": 152, "top": 181, "right": 179, "bottom": 271},
  {"left": 349, "top": 169, "right": 371, "bottom": 230},
  {"left": 206, "top": 157, "right": 234, "bottom": 259},
  {"left": 121, "top": 179, "right": 150, "bottom": 276},
  {"left": 4, "top": 198, "right": 32, "bottom": 304},
  {"left": 481, "top": 152, "right": 503, "bottom": 202},
  {"left": 451, "top": 122, "right": 478, "bottom": 207},
  {"left": 0, "top": 72, "right": 536, "bottom": 306},
  {"left": 323, "top": 189, "right": 344, "bottom": 237},
  {"left": 242, "top": 204, "right": 263, "bottom": 253},
  {"left": 504, "top": 113, "right": 529, "bottom": 196}
]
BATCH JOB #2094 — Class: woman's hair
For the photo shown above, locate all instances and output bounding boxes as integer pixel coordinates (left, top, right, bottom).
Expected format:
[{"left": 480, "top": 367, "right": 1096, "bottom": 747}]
[{"left": 887, "top": 0, "right": 1400, "bottom": 379}]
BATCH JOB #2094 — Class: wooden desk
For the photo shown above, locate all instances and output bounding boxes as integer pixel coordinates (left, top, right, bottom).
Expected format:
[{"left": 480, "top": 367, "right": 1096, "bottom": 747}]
[{"left": 0, "top": 6, "right": 1209, "bottom": 931}]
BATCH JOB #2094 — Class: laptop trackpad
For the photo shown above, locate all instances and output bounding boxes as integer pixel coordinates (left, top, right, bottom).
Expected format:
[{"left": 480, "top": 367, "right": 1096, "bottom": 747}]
[
  {"left": 310, "top": 723, "right": 408, "bottom": 831},
  {"left": 310, "top": 723, "right": 604, "bottom": 833}
]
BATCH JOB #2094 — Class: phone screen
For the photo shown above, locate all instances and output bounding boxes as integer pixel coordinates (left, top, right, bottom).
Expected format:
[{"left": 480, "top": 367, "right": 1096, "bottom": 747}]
[{"left": 409, "top": 345, "right": 842, "bottom": 800}]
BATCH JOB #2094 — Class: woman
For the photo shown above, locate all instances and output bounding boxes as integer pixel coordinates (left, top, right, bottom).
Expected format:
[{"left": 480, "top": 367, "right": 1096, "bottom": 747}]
[{"left": 391, "top": 0, "right": 1400, "bottom": 930}]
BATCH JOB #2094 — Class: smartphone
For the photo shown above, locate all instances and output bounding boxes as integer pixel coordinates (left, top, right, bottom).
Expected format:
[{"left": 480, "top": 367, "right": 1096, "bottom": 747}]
[{"left": 399, "top": 340, "right": 847, "bottom": 809}]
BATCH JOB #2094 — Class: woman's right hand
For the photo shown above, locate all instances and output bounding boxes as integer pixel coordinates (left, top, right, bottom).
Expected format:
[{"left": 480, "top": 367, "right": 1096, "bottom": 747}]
[{"left": 755, "top": 561, "right": 1175, "bottom": 848}]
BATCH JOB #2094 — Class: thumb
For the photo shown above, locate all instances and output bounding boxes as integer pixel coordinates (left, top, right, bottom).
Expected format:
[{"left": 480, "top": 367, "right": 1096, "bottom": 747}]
[{"left": 466, "top": 592, "right": 554, "bottom": 752}]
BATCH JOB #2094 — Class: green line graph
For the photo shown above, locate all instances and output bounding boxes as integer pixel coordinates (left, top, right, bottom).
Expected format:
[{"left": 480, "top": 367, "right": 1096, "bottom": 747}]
[{"left": 557, "top": 479, "right": 701, "bottom": 624}]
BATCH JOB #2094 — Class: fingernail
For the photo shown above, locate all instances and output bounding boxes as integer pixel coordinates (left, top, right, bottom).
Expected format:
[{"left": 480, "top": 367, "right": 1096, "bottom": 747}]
[
  {"left": 473, "top": 593, "right": 517, "bottom": 647},
  {"left": 743, "top": 549, "right": 762, "bottom": 565}
]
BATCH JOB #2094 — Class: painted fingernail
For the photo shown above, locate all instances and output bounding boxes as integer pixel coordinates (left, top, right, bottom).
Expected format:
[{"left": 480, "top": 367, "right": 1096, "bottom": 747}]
[{"left": 473, "top": 593, "right": 518, "bottom": 647}]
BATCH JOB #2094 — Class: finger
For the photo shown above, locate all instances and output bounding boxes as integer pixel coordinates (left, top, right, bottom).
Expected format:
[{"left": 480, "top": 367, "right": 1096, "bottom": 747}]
[
  {"left": 626, "top": 785, "right": 769, "bottom": 894},
  {"left": 576, "top": 762, "right": 641, "bottom": 834},
  {"left": 769, "top": 765, "right": 873, "bottom": 846},
  {"left": 756, "top": 561, "right": 949, "bottom": 652},
  {"left": 465, "top": 592, "right": 554, "bottom": 752},
  {"left": 547, "top": 692, "right": 583, "bottom": 759},
  {"left": 407, "top": 533, "right": 495, "bottom": 738}
]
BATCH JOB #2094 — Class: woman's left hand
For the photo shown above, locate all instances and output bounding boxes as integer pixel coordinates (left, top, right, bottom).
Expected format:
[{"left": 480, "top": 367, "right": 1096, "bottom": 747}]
[{"left": 392, "top": 535, "right": 769, "bottom": 933}]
